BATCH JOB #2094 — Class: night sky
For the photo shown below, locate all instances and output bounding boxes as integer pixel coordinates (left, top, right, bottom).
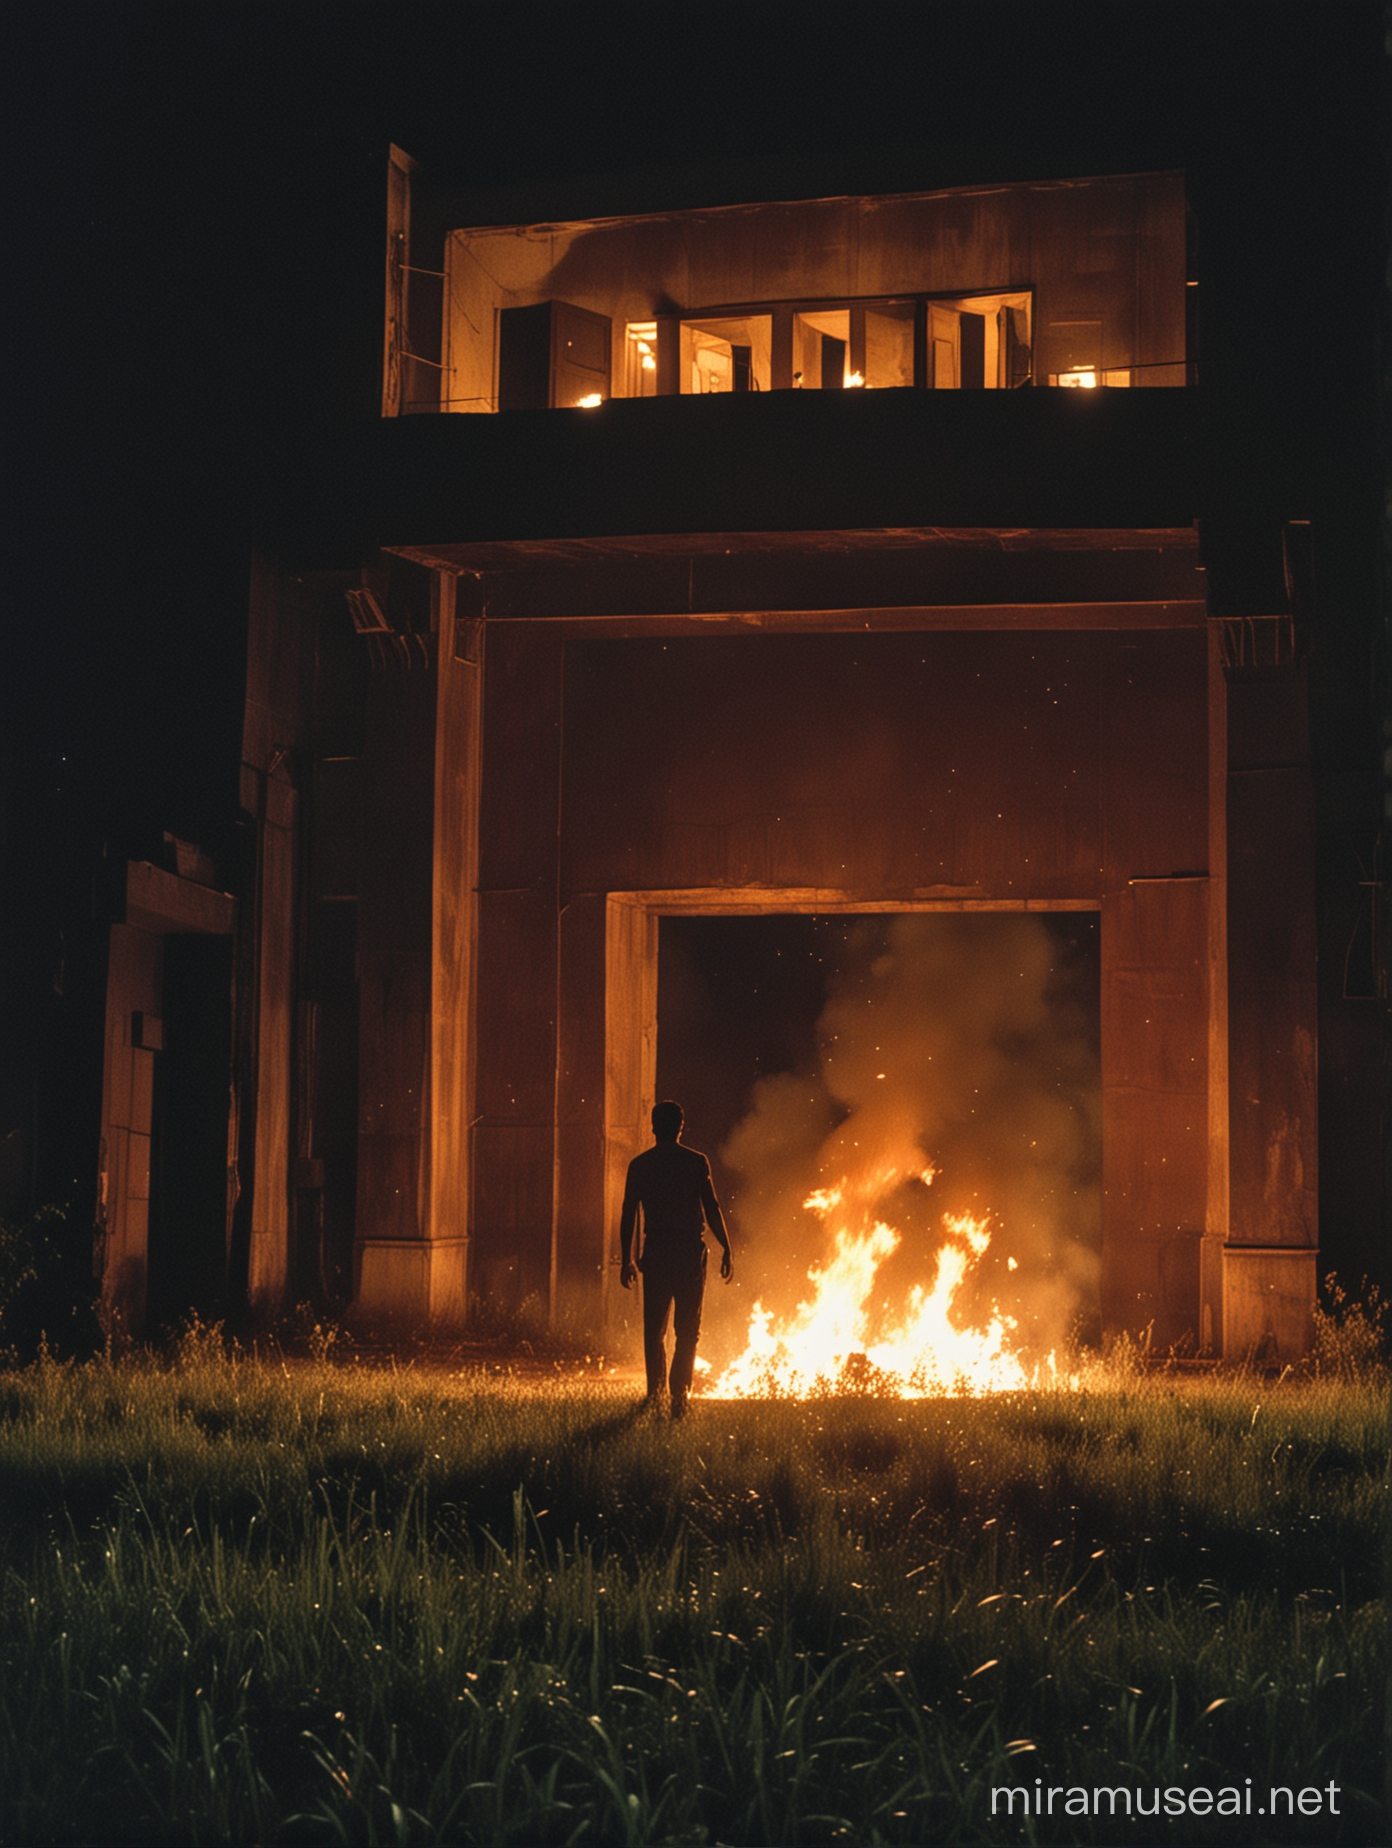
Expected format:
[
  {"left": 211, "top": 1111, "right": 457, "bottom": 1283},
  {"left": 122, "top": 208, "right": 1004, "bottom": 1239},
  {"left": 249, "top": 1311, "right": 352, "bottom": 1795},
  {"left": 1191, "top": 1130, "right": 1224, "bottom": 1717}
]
[
  {"left": 8, "top": 0, "right": 1382, "bottom": 833},
  {"left": 4, "top": 1, "right": 1385, "bottom": 1224}
]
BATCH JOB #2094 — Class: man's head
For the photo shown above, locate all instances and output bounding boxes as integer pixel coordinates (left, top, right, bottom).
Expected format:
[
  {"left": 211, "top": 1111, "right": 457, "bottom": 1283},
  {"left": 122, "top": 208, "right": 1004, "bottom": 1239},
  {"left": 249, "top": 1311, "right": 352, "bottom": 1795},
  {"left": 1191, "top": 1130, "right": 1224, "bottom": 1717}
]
[{"left": 651, "top": 1100, "right": 684, "bottom": 1142}]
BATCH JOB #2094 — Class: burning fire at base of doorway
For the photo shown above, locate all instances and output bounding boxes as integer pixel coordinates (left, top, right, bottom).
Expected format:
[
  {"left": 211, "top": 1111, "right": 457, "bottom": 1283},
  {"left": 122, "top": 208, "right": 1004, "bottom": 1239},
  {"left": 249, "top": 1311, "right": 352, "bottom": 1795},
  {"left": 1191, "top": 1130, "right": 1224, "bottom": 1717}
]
[{"left": 703, "top": 1173, "right": 1062, "bottom": 1399}]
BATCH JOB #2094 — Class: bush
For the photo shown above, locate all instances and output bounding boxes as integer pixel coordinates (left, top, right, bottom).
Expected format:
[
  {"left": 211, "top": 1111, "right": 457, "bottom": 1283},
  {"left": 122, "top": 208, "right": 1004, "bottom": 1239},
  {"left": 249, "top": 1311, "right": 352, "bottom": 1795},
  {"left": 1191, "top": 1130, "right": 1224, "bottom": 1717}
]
[
  {"left": 0, "top": 1203, "right": 102, "bottom": 1364},
  {"left": 1310, "top": 1272, "right": 1388, "bottom": 1382}
]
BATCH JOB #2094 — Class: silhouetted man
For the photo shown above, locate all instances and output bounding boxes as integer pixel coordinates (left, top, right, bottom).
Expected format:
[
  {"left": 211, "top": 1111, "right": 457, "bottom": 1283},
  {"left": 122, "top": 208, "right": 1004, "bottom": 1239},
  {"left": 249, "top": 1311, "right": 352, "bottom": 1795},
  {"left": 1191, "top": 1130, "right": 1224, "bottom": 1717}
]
[{"left": 619, "top": 1100, "right": 733, "bottom": 1418}]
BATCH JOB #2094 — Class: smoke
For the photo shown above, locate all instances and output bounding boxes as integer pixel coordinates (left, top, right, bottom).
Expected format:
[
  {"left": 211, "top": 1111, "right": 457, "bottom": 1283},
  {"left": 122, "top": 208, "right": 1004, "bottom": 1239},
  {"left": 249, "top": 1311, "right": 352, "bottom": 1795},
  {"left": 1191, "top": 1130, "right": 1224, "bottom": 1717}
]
[{"left": 713, "top": 913, "right": 1100, "bottom": 1365}]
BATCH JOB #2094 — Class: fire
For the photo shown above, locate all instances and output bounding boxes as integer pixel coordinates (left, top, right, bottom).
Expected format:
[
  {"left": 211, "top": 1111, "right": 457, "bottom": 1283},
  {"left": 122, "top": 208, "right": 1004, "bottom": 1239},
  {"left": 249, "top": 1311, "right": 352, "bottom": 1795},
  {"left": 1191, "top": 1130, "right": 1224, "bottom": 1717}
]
[
  {"left": 707, "top": 1169, "right": 1047, "bottom": 1398},
  {"left": 802, "top": 1185, "right": 843, "bottom": 1214}
]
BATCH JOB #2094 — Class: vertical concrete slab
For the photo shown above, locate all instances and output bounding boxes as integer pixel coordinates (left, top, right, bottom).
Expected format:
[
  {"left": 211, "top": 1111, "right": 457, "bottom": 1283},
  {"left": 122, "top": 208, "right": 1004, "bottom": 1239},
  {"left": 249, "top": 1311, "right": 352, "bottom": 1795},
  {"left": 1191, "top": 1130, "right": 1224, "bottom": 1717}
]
[
  {"left": 1202, "top": 622, "right": 1230, "bottom": 1351},
  {"left": 553, "top": 891, "right": 609, "bottom": 1326},
  {"left": 1100, "top": 878, "right": 1209, "bottom": 1346},
  {"left": 356, "top": 655, "right": 434, "bottom": 1299},
  {"left": 354, "top": 573, "right": 481, "bottom": 1324},
  {"left": 1227, "top": 778, "right": 1318, "bottom": 1240},
  {"left": 426, "top": 575, "right": 481, "bottom": 1321},
  {"left": 248, "top": 770, "right": 295, "bottom": 1313},
  {"left": 96, "top": 923, "right": 162, "bottom": 1332},
  {"left": 470, "top": 626, "right": 566, "bottom": 1314},
  {"left": 1221, "top": 650, "right": 1319, "bottom": 1356}
]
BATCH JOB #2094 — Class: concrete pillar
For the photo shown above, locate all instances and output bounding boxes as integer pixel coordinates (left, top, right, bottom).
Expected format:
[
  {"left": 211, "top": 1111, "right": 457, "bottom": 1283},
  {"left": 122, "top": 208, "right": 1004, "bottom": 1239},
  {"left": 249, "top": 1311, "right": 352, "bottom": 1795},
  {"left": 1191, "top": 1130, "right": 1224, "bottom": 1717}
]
[
  {"left": 1100, "top": 879, "right": 1210, "bottom": 1347},
  {"left": 354, "top": 575, "right": 479, "bottom": 1323},
  {"left": 247, "top": 767, "right": 296, "bottom": 1313},
  {"left": 1096, "top": 625, "right": 1211, "bottom": 1349},
  {"left": 470, "top": 626, "right": 564, "bottom": 1315},
  {"left": 96, "top": 923, "right": 162, "bottom": 1332},
  {"left": 1201, "top": 620, "right": 1230, "bottom": 1352},
  {"left": 1214, "top": 615, "right": 1319, "bottom": 1357},
  {"left": 552, "top": 892, "right": 610, "bottom": 1327}
]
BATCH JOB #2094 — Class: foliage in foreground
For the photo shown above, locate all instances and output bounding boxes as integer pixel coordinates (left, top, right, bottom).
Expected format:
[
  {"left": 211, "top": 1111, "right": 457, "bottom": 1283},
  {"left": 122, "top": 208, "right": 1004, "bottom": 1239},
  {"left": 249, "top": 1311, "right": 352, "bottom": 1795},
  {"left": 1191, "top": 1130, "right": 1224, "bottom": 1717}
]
[{"left": 0, "top": 1344, "right": 1385, "bottom": 1846}]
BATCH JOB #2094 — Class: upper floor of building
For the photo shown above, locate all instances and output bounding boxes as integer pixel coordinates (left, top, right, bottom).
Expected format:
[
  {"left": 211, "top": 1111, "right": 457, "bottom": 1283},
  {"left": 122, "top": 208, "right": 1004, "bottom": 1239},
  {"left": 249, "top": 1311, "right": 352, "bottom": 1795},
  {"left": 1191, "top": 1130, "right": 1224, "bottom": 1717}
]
[{"left": 384, "top": 162, "right": 1190, "bottom": 419}]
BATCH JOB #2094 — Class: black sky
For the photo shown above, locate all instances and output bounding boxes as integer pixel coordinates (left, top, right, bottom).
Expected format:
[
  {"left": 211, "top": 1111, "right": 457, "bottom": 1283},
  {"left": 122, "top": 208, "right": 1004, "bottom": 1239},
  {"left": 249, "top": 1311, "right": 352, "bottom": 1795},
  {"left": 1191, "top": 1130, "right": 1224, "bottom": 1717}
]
[{"left": 7, "top": 2, "right": 1383, "bottom": 795}]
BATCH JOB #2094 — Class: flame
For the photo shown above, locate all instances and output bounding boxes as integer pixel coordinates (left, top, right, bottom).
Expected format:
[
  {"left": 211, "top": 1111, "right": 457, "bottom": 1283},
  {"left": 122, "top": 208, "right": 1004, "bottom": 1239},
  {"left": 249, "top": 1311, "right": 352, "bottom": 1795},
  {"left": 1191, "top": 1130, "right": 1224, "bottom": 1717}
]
[
  {"left": 803, "top": 1185, "right": 843, "bottom": 1215},
  {"left": 575, "top": 392, "right": 603, "bottom": 408},
  {"left": 707, "top": 1166, "right": 1051, "bottom": 1399}
]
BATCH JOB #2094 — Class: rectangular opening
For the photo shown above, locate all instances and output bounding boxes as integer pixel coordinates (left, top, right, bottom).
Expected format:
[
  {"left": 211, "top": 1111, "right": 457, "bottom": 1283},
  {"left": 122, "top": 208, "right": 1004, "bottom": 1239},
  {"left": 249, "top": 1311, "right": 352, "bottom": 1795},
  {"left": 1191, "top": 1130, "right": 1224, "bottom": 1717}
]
[
  {"left": 925, "top": 292, "right": 1033, "bottom": 388},
  {"left": 679, "top": 315, "right": 773, "bottom": 393},
  {"left": 606, "top": 904, "right": 1102, "bottom": 1380},
  {"left": 624, "top": 320, "right": 659, "bottom": 396}
]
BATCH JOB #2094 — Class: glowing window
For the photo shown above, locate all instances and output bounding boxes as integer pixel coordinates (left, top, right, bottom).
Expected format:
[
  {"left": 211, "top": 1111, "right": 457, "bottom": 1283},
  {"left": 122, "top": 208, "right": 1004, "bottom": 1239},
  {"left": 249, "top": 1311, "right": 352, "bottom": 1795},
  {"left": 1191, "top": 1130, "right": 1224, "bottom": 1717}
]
[
  {"left": 924, "top": 293, "right": 1033, "bottom": 389},
  {"left": 1053, "top": 367, "right": 1132, "bottom": 388},
  {"left": 793, "top": 303, "right": 915, "bottom": 389},
  {"left": 679, "top": 316, "right": 772, "bottom": 393},
  {"left": 625, "top": 321, "right": 658, "bottom": 397}
]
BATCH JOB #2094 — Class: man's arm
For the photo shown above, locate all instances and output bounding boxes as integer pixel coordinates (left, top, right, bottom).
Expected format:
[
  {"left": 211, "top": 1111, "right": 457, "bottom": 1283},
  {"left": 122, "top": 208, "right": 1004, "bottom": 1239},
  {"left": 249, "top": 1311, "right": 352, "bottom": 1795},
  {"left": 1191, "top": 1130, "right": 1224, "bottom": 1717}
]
[
  {"left": 700, "top": 1165, "right": 734, "bottom": 1282},
  {"left": 619, "top": 1165, "right": 640, "bottom": 1290}
]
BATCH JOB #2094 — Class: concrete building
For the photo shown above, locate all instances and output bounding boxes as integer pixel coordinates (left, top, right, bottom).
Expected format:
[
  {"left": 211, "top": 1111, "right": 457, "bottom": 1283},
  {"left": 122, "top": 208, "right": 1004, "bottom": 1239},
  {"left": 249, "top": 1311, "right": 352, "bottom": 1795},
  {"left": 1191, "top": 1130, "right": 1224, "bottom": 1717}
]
[{"left": 91, "top": 154, "right": 1380, "bottom": 1360}]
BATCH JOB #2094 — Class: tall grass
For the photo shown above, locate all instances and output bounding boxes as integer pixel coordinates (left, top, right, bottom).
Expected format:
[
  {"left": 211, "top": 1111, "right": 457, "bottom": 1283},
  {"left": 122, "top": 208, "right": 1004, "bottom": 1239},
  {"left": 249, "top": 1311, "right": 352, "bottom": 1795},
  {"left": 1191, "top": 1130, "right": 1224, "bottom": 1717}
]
[{"left": 0, "top": 1340, "right": 1384, "bottom": 1844}]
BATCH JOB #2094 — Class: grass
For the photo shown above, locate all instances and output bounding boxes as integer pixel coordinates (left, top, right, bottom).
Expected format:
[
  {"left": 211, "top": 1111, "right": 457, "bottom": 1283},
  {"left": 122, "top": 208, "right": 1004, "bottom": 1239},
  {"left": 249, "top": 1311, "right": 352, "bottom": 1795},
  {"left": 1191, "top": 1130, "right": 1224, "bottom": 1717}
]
[{"left": 0, "top": 1334, "right": 1385, "bottom": 1845}]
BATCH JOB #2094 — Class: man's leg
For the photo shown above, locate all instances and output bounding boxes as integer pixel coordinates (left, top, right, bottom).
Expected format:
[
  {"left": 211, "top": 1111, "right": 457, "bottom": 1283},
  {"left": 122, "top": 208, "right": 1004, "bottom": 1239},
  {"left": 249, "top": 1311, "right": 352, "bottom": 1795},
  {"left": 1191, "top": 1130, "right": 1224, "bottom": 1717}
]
[
  {"left": 641, "top": 1263, "right": 673, "bottom": 1400},
  {"left": 669, "top": 1245, "right": 707, "bottom": 1416}
]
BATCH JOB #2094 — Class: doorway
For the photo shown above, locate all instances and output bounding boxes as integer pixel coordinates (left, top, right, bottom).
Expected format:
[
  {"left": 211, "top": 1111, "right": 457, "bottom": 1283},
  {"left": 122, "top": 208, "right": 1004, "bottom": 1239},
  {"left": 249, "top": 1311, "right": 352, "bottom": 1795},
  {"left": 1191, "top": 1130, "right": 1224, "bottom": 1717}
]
[{"left": 650, "top": 909, "right": 1102, "bottom": 1367}]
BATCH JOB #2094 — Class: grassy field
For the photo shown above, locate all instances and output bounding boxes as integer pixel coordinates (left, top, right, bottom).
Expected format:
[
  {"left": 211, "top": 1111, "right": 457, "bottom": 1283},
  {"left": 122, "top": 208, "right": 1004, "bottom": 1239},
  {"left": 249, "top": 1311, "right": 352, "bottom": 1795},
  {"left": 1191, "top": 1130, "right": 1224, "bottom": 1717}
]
[{"left": 0, "top": 1338, "right": 1385, "bottom": 1846}]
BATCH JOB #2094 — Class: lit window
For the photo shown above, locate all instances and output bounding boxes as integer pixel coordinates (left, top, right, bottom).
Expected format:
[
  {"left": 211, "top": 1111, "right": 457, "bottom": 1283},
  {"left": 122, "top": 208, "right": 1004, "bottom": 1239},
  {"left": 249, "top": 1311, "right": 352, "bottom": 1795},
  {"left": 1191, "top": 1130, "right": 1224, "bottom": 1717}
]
[
  {"left": 795, "top": 303, "right": 915, "bottom": 389},
  {"left": 1051, "top": 367, "right": 1132, "bottom": 388},
  {"left": 625, "top": 321, "right": 658, "bottom": 397},
  {"left": 679, "top": 316, "right": 772, "bottom": 393},
  {"left": 924, "top": 293, "right": 1033, "bottom": 389}
]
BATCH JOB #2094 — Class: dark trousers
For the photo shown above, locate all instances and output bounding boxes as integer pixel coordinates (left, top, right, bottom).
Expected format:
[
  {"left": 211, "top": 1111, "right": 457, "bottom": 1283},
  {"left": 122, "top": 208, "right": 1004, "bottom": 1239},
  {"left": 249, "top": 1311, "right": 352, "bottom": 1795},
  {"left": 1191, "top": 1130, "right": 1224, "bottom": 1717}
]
[{"left": 641, "top": 1241, "right": 706, "bottom": 1399}]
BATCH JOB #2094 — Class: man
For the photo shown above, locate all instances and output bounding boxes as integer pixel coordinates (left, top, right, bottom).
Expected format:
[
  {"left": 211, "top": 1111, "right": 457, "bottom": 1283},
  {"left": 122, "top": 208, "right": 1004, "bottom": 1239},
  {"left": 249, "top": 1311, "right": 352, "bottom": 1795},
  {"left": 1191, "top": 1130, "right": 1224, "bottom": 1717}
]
[{"left": 619, "top": 1100, "right": 734, "bottom": 1419}]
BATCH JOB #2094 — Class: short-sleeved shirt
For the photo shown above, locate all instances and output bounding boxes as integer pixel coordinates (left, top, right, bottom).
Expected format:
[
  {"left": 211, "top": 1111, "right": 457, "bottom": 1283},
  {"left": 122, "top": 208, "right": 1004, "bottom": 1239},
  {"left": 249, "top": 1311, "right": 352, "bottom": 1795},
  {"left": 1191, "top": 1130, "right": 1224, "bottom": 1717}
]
[{"left": 623, "top": 1141, "right": 719, "bottom": 1251}]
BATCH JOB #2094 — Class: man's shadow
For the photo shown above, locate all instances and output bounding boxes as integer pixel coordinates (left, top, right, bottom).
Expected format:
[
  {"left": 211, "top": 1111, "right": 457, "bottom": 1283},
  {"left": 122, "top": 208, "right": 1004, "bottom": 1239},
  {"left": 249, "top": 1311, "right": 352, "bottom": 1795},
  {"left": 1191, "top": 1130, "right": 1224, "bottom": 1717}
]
[{"left": 567, "top": 1402, "right": 672, "bottom": 1445}]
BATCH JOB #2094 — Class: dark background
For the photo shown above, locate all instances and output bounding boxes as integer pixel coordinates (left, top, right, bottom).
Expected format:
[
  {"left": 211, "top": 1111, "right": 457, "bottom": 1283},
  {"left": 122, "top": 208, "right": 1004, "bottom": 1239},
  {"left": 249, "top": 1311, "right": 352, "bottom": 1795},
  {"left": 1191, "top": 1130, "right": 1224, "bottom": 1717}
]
[{"left": 3, "top": 3, "right": 1386, "bottom": 1269}]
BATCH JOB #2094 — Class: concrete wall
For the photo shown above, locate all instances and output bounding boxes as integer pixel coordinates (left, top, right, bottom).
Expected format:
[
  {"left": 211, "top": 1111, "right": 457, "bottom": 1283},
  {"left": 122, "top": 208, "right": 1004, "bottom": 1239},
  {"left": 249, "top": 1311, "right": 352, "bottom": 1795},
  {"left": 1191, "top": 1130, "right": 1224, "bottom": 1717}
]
[
  {"left": 443, "top": 173, "right": 1186, "bottom": 410},
  {"left": 315, "top": 535, "right": 1317, "bottom": 1356},
  {"left": 469, "top": 622, "right": 1216, "bottom": 1340},
  {"left": 560, "top": 630, "right": 1205, "bottom": 899}
]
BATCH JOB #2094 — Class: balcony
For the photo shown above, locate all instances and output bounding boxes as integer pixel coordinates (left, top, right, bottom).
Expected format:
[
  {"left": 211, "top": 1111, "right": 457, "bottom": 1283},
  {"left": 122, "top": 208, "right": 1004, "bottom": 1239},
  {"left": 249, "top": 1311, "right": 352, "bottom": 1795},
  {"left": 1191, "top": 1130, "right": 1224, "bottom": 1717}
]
[{"left": 273, "top": 382, "right": 1205, "bottom": 565}]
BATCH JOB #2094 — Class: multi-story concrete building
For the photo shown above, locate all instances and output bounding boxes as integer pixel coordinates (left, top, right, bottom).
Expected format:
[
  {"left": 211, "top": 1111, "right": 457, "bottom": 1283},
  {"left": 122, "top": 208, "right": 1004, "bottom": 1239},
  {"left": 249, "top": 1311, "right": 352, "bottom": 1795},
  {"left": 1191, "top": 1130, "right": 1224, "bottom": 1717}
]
[{"left": 90, "top": 151, "right": 1382, "bottom": 1361}]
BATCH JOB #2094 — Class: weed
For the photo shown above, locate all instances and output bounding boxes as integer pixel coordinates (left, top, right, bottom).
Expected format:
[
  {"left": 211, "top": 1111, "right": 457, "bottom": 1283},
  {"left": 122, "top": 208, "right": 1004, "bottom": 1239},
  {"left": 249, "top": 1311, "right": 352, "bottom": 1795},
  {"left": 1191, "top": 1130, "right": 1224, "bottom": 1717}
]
[{"left": 1309, "top": 1273, "right": 1389, "bottom": 1383}]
